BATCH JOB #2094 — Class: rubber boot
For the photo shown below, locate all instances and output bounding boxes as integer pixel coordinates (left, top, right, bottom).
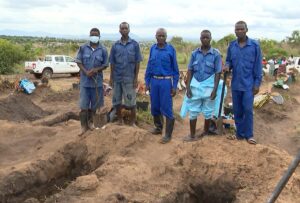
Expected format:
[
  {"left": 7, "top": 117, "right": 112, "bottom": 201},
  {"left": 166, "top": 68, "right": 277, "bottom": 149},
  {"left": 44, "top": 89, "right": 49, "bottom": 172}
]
[
  {"left": 88, "top": 109, "right": 96, "bottom": 130},
  {"left": 160, "top": 118, "right": 175, "bottom": 144},
  {"left": 183, "top": 119, "right": 198, "bottom": 142},
  {"left": 116, "top": 105, "right": 124, "bottom": 125},
  {"left": 150, "top": 115, "right": 163, "bottom": 134},
  {"left": 79, "top": 110, "right": 88, "bottom": 136},
  {"left": 130, "top": 108, "right": 137, "bottom": 127}
]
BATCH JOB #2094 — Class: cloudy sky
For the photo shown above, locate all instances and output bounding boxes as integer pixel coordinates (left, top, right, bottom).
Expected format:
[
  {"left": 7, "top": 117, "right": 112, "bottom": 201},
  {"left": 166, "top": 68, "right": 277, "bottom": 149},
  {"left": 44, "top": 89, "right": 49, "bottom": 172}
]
[{"left": 0, "top": 0, "right": 299, "bottom": 41}]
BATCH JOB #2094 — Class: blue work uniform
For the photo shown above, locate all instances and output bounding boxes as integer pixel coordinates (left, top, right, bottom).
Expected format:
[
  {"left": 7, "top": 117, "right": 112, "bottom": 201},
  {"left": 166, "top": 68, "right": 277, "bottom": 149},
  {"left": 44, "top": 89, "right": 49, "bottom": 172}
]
[
  {"left": 226, "top": 37, "right": 262, "bottom": 139},
  {"left": 110, "top": 38, "right": 143, "bottom": 108},
  {"left": 76, "top": 42, "right": 108, "bottom": 110},
  {"left": 145, "top": 43, "right": 179, "bottom": 119}
]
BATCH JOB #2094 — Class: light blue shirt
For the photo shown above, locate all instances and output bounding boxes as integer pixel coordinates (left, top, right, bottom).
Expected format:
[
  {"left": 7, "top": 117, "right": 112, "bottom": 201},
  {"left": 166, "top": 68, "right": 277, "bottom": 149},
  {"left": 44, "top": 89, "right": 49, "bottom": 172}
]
[
  {"left": 76, "top": 42, "right": 108, "bottom": 87},
  {"left": 188, "top": 47, "right": 222, "bottom": 82}
]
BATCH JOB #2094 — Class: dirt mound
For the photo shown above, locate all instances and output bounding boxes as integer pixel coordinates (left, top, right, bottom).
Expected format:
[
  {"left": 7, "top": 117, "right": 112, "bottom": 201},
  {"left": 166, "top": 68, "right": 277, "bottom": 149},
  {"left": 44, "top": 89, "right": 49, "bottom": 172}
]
[
  {"left": 40, "top": 89, "right": 79, "bottom": 103},
  {"left": 1, "top": 124, "right": 299, "bottom": 203},
  {"left": 0, "top": 94, "right": 50, "bottom": 122}
]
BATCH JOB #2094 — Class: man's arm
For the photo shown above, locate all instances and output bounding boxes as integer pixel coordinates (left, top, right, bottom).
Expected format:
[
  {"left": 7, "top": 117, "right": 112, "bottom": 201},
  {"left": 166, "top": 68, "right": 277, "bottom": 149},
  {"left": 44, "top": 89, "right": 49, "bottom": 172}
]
[
  {"left": 186, "top": 53, "right": 194, "bottom": 98},
  {"left": 145, "top": 46, "right": 153, "bottom": 91},
  {"left": 134, "top": 43, "right": 143, "bottom": 88},
  {"left": 171, "top": 47, "right": 179, "bottom": 97},
  {"left": 253, "top": 43, "right": 262, "bottom": 95},
  {"left": 211, "top": 52, "right": 222, "bottom": 100}
]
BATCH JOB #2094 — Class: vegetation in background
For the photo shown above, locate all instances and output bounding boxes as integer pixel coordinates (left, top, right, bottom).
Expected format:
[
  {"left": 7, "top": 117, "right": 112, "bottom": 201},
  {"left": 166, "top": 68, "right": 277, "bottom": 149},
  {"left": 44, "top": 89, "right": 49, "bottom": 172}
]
[{"left": 0, "top": 30, "right": 299, "bottom": 74}]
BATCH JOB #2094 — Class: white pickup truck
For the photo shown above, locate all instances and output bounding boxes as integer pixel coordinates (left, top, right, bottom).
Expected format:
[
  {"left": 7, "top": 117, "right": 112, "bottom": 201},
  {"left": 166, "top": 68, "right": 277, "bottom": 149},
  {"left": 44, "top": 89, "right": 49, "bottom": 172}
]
[
  {"left": 25, "top": 55, "right": 80, "bottom": 78},
  {"left": 263, "top": 57, "right": 300, "bottom": 76}
]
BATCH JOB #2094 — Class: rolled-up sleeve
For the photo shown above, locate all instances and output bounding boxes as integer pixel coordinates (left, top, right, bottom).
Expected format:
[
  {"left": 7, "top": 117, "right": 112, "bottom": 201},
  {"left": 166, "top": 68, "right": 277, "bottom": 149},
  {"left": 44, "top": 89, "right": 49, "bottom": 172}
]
[
  {"left": 109, "top": 44, "right": 116, "bottom": 65},
  {"left": 214, "top": 53, "right": 222, "bottom": 74},
  {"left": 225, "top": 45, "right": 232, "bottom": 69}
]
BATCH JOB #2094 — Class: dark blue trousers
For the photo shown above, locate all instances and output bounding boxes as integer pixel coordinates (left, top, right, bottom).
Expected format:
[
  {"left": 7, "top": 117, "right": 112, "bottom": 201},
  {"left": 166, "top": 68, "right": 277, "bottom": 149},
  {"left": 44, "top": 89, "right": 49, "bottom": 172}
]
[
  {"left": 150, "top": 78, "right": 174, "bottom": 119},
  {"left": 232, "top": 90, "right": 254, "bottom": 139}
]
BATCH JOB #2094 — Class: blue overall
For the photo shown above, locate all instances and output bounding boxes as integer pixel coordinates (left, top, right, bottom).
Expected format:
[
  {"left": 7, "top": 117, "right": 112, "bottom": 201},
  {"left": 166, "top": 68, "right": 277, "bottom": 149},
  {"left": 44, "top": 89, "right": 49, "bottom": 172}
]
[
  {"left": 226, "top": 37, "right": 262, "bottom": 139},
  {"left": 145, "top": 43, "right": 179, "bottom": 119}
]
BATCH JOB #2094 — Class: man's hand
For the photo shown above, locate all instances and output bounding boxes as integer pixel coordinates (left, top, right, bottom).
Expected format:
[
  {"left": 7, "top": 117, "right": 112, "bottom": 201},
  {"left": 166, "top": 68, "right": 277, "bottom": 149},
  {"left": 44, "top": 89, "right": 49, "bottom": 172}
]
[
  {"left": 145, "top": 85, "right": 150, "bottom": 93},
  {"left": 253, "top": 87, "right": 259, "bottom": 95},
  {"left": 223, "top": 66, "right": 230, "bottom": 73},
  {"left": 210, "top": 89, "right": 217, "bottom": 100},
  {"left": 186, "top": 87, "right": 192, "bottom": 98},
  {"left": 171, "top": 88, "right": 176, "bottom": 97},
  {"left": 86, "top": 69, "right": 97, "bottom": 77}
]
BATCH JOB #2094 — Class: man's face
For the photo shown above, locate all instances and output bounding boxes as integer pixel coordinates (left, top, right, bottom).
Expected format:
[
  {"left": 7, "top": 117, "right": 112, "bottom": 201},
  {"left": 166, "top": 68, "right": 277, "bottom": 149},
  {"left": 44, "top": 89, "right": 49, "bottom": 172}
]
[
  {"left": 119, "top": 24, "right": 130, "bottom": 36},
  {"left": 156, "top": 30, "right": 167, "bottom": 44},
  {"left": 200, "top": 32, "right": 211, "bottom": 47},
  {"left": 235, "top": 23, "right": 247, "bottom": 39},
  {"left": 90, "top": 30, "right": 100, "bottom": 37}
]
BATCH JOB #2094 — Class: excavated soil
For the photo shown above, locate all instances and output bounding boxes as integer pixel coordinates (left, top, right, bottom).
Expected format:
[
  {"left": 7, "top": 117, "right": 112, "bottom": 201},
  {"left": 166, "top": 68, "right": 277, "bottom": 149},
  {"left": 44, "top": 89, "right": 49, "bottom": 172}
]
[{"left": 0, "top": 73, "right": 300, "bottom": 203}]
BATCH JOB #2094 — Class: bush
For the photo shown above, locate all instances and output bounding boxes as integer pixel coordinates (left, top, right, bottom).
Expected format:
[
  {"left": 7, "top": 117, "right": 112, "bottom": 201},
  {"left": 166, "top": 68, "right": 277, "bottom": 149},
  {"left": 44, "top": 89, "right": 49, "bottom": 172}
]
[{"left": 0, "top": 39, "right": 26, "bottom": 74}]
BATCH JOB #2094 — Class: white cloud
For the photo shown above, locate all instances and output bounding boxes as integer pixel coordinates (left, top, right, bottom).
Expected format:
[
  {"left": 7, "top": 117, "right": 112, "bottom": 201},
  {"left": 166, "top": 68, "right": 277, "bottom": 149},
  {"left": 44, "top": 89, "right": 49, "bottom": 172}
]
[{"left": 0, "top": 0, "right": 299, "bottom": 40}]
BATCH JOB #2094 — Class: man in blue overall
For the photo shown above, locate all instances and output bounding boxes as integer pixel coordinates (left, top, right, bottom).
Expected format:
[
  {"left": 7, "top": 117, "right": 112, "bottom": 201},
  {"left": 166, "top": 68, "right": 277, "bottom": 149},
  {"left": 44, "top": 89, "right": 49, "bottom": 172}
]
[
  {"left": 76, "top": 28, "right": 108, "bottom": 136},
  {"left": 225, "top": 21, "right": 262, "bottom": 144},
  {"left": 109, "top": 22, "right": 143, "bottom": 126},
  {"left": 145, "top": 28, "right": 179, "bottom": 144},
  {"left": 181, "top": 30, "right": 221, "bottom": 141}
]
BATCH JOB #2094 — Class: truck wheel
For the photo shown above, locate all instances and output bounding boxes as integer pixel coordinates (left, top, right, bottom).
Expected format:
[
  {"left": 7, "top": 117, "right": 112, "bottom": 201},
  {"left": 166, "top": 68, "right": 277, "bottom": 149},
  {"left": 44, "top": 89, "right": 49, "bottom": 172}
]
[
  {"left": 42, "top": 68, "right": 53, "bottom": 78},
  {"left": 34, "top": 73, "right": 42, "bottom": 79}
]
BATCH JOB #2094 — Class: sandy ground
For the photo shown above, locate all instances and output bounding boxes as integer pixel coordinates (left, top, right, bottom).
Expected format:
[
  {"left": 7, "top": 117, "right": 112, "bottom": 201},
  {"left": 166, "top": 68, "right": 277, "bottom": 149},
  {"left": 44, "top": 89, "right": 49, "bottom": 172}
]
[{"left": 0, "top": 71, "right": 299, "bottom": 203}]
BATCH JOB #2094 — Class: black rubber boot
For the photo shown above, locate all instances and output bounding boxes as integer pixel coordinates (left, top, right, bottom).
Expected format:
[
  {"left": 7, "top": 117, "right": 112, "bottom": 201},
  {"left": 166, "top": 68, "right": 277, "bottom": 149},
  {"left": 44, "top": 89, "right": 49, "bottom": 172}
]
[
  {"left": 150, "top": 115, "right": 163, "bottom": 134},
  {"left": 79, "top": 110, "right": 88, "bottom": 136},
  {"left": 160, "top": 118, "right": 175, "bottom": 144},
  {"left": 88, "top": 109, "right": 96, "bottom": 130}
]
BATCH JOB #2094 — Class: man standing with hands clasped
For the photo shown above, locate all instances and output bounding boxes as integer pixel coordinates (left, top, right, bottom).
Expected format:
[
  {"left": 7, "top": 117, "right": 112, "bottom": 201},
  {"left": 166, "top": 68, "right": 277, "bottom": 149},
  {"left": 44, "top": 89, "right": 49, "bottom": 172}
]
[
  {"left": 224, "top": 21, "right": 262, "bottom": 145},
  {"left": 76, "top": 28, "right": 108, "bottom": 136}
]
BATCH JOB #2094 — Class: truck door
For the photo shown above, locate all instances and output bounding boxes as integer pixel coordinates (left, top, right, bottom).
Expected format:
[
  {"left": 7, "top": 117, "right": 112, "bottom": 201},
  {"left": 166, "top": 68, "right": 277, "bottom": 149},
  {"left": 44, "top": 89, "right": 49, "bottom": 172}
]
[
  {"left": 54, "top": 56, "right": 65, "bottom": 73},
  {"left": 65, "top": 56, "right": 79, "bottom": 73}
]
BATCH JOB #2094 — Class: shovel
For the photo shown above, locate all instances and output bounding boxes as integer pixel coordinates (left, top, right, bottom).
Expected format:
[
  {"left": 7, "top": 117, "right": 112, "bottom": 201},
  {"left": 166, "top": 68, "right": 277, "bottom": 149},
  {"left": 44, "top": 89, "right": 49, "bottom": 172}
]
[{"left": 216, "top": 71, "right": 227, "bottom": 135}]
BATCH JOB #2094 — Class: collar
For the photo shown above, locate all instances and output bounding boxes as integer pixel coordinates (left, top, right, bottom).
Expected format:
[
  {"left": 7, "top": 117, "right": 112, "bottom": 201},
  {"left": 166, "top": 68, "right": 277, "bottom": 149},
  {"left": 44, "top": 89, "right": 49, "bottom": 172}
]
[
  {"left": 116, "top": 37, "right": 132, "bottom": 45},
  {"left": 154, "top": 42, "right": 168, "bottom": 49},
  {"left": 233, "top": 36, "right": 251, "bottom": 46},
  {"left": 197, "top": 46, "right": 214, "bottom": 55}
]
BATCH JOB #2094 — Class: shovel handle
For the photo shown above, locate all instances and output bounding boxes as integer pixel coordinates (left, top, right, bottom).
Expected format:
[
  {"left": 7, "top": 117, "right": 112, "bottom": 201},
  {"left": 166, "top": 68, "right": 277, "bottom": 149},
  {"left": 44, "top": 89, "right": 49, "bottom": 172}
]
[{"left": 218, "top": 71, "right": 227, "bottom": 118}]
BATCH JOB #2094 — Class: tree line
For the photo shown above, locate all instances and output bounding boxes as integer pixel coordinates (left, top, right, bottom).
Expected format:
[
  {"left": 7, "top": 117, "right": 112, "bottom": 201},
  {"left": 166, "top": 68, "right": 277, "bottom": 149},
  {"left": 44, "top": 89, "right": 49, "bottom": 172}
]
[{"left": 0, "top": 30, "right": 299, "bottom": 74}]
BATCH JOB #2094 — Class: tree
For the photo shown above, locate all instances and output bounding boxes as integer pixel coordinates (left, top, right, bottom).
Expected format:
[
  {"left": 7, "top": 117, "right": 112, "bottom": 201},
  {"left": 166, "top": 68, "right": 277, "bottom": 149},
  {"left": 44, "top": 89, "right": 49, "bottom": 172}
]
[
  {"left": 0, "top": 39, "right": 26, "bottom": 74},
  {"left": 287, "top": 30, "right": 300, "bottom": 46}
]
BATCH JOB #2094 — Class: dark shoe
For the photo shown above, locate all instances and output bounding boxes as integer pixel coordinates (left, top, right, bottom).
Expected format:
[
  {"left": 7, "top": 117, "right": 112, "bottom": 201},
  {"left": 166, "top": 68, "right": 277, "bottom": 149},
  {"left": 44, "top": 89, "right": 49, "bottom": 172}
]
[{"left": 160, "top": 118, "right": 174, "bottom": 144}]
